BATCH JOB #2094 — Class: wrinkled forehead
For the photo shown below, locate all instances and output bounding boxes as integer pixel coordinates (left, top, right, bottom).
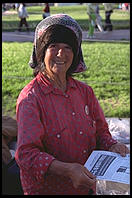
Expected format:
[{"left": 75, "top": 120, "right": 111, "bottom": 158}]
[{"left": 35, "top": 14, "right": 82, "bottom": 45}]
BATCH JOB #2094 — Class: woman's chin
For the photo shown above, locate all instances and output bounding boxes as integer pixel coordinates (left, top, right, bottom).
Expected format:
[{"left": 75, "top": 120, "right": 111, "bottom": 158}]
[{"left": 52, "top": 66, "right": 66, "bottom": 74}]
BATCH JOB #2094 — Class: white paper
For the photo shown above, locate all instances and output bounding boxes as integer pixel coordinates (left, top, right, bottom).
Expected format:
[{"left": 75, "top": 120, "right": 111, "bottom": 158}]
[{"left": 84, "top": 150, "right": 130, "bottom": 185}]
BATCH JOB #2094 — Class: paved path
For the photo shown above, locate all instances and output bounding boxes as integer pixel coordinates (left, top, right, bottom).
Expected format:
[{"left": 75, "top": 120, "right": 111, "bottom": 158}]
[
  {"left": 83, "top": 29, "right": 130, "bottom": 42},
  {"left": 2, "top": 29, "right": 130, "bottom": 42},
  {"left": 2, "top": 10, "right": 130, "bottom": 42}
]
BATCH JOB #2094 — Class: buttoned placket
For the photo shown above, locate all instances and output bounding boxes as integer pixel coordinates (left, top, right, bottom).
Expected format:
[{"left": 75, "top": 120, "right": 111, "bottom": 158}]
[
  {"left": 56, "top": 134, "right": 61, "bottom": 139},
  {"left": 63, "top": 92, "right": 76, "bottom": 117},
  {"left": 55, "top": 93, "right": 70, "bottom": 140},
  {"left": 63, "top": 93, "right": 69, "bottom": 98}
]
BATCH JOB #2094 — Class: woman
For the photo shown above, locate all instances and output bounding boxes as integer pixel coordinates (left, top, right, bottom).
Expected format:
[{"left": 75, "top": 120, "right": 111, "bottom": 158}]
[
  {"left": 42, "top": 3, "right": 50, "bottom": 19},
  {"left": 18, "top": 3, "right": 29, "bottom": 32},
  {"left": 15, "top": 14, "right": 129, "bottom": 195}
]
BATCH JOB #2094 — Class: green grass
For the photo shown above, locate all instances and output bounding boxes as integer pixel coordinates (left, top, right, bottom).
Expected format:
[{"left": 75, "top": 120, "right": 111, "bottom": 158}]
[
  {"left": 2, "top": 42, "right": 130, "bottom": 118},
  {"left": 2, "top": 4, "right": 130, "bottom": 31}
]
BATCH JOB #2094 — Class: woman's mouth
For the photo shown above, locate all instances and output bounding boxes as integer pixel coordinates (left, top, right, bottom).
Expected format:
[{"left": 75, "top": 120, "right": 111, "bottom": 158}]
[{"left": 55, "top": 61, "right": 65, "bottom": 65}]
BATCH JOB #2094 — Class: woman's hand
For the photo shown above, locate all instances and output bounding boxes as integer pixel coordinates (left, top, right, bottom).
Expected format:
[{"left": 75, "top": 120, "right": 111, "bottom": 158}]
[
  {"left": 68, "top": 163, "right": 96, "bottom": 189},
  {"left": 48, "top": 160, "right": 96, "bottom": 189},
  {"left": 109, "top": 142, "right": 129, "bottom": 157}
]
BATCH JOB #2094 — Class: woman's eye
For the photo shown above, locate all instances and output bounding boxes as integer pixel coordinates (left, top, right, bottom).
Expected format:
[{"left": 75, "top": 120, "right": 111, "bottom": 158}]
[
  {"left": 47, "top": 44, "right": 72, "bottom": 52},
  {"left": 66, "top": 46, "right": 71, "bottom": 49},
  {"left": 65, "top": 45, "right": 72, "bottom": 51}
]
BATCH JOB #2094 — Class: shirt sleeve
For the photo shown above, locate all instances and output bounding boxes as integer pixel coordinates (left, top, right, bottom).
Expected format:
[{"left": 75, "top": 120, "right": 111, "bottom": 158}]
[
  {"left": 15, "top": 92, "right": 55, "bottom": 183},
  {"left": 88, "top": 87, "right": 117, "bottom": 150}
]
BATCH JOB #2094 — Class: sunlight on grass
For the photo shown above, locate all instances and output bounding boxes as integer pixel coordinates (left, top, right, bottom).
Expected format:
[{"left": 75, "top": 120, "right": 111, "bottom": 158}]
[{"left": 2, "top": 41, "right": 130, "bottom": 117}]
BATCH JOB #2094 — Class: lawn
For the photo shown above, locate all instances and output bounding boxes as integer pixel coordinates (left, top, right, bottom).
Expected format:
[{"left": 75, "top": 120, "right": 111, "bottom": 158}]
[
  {"left": 2, "top": 41, "right": 130, "bottom": 118},
  {"left": 2, "top": 4, "right": 130, "bottom": 31}
]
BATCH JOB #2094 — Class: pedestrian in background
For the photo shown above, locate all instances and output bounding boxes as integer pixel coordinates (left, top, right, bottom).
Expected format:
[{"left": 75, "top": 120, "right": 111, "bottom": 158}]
[
  {"left": 12, "top": 4, "right": 15, "bottom": 10},
  {"left": 122, "top": 3, "right": 129, "bottom": 11},
  {"left": 42, "top": 3, "right": 50, "bottom": 19},
  {"left": 2, "top": 3, "right": 6, "bottom": 12},
  {"left": 18, "top": 3, "right": 29, "bottom": 32},
  {"left": 103, "top": 3, "right": 114, "bottom": 31},
  {"left": 87, "top": 3, "right": 97, "bottom": 38},
  {"left": 15, "top": 3, "right": 19, "bottom": 11},
  {"left": 118, "top": 3, "right": 122, "bottom": 9},
  {"left": 95, "top": 4, "right": 104, "bottom": 32}
]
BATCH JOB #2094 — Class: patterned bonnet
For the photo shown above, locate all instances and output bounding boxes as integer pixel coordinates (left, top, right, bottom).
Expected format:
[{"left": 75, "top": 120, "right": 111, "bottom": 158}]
[{"left": 29, "top": 14, "right": 87, "bottom": 73}]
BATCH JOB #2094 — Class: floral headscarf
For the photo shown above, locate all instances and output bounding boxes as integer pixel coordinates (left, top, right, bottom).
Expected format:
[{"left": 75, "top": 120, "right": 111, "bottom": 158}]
[{"left": 29, "top": 14, "right": 87, "bottom": 73}]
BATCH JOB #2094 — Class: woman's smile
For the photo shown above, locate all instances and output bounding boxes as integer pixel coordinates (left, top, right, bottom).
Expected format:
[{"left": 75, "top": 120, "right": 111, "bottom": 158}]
[
  {"left": 44, "top": 43, "right": 73, "bottom": 75},
  {"left": 54, "top": 61, "right": 65, "bottom": 66}
]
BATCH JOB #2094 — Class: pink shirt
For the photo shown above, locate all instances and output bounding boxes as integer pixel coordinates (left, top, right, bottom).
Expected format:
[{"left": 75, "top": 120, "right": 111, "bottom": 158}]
[{"left": 15, "top": 72, "right": 117, "bottom": 195}]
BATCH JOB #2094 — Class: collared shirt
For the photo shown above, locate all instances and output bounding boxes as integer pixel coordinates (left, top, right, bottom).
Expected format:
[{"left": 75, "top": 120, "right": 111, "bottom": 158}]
[{"left": 15, "top": 72, "right": 117, "bottom": 195}]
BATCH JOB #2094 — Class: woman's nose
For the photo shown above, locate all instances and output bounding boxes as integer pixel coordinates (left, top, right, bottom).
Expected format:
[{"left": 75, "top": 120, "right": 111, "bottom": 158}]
[{"left": 57, "top": 48, "right": 64, "bottom": 57}]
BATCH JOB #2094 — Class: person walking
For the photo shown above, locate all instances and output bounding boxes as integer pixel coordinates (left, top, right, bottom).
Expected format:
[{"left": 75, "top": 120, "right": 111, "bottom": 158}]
[
  {"left": 15, "top": 3, "right": 19, "bottom": 11},
  {"left": 103, "top": 3, "right": 114, "bottom": 31},
  {"left": 18, "top": 3, "right": 29, "bottom": 32},
  {"left": 95, "top": 4, "right": 104, "bottom": 32},
  {"left": 87, "top": 3, "right": 97, "bottom": 38},
  {"left": 42, "top": 3, "right": 50, "bottom": 19}
]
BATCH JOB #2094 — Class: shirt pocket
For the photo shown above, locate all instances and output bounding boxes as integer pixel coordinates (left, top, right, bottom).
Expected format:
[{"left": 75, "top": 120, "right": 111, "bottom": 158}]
[{"left": 44, "top": 124, "right": 67, "bottom": 154}]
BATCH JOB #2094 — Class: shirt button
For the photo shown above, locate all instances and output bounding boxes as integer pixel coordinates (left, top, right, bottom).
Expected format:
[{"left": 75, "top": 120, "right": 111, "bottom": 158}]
[
  {"left": 83, "top": 150, "right": 87, "bottom": 154},
  {"left": 56, "top": 134, "right": 61, "bottom": 138},
  {"left": 79, "top": 131, "right": 83, "bottom": 135},
  {"left": 64, "top": 94, "right": 69, "bottom": 98},
  {"left": 72, "top": 112, "right": 75, "bottom": 116}
]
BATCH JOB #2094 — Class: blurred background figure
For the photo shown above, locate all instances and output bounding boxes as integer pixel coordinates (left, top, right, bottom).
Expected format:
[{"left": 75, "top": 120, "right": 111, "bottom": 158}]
[
  {"left": 86, "top": 3, "right": 97, "bottom": 38},
  {"left": 42, "top": 3, "right": 50, "bottom": 19},
  {"left": 122, "top": 3, "right": 129, "bottom": 11},
  {"left": 12, "top": 4, "right": 15, "bottom": 10},
  {"left": 15, "top": 3, "right": 19, "bottom": 11},
  {"left": 18, "top": 3, "right": 29, "bottom": 32},
  {"left": 2, "top": 3, "right": 6, "bottom": 12},
  {"left": 118, "top": 3, "right": 122, "bottom": 9},
  {"left": 103, "top": 3, "right": 114, "bottom": 31},
  {"left": 94, "top": 4, "right": 104, "bottom": 32}
]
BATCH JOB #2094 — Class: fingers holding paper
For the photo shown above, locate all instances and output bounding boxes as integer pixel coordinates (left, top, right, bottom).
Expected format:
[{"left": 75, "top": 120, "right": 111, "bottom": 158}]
[
  {"left": 109, "top": 142, "right": 130, "bottom": 157},
  {"left": 68, "top": 163, "right": 96, "bottom": 189}
]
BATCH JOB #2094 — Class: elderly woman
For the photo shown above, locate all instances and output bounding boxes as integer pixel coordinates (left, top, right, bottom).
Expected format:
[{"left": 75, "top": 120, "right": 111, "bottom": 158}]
[{"left": 15, "top": 14, "right": 129, "bottom": 195}]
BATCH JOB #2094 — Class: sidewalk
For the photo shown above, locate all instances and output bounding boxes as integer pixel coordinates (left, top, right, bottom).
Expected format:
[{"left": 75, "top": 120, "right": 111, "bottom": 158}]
[
  {"left": 2, "top": 29, "right": 130, "bottom": 42},
  {"left": 83, "top": 29, "right": 130, "bottom": 42}
]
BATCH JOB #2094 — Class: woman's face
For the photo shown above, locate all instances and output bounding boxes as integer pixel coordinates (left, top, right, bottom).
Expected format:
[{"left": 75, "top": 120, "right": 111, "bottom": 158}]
[{"left": 44, "top": 43, "right": 74, "bottom": 76}]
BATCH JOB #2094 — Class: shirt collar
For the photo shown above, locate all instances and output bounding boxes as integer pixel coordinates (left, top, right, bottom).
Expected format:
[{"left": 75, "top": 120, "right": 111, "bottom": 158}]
[{"left": 37, "top": 72, "right": 77, "bottom": 95}]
